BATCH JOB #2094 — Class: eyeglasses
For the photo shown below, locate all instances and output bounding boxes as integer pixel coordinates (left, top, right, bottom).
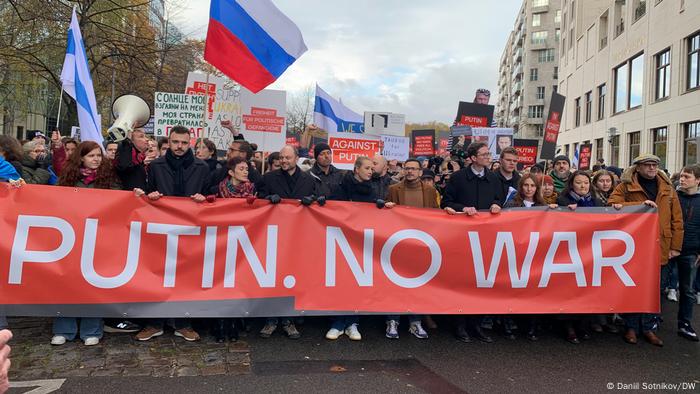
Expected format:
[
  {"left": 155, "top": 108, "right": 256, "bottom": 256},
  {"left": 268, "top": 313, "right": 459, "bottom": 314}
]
[{"left": 477, "top": 152, "right": 492, "bottom": 158}]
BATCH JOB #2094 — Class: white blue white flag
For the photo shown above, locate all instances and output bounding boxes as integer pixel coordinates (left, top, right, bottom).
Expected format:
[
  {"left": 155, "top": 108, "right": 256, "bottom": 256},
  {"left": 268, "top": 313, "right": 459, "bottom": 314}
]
[
  {"left": 60, "top": 7, "right": 103, "bottom": 145},
  {"left": 313, "top": 85, "right": 364, "bottom": 133}
]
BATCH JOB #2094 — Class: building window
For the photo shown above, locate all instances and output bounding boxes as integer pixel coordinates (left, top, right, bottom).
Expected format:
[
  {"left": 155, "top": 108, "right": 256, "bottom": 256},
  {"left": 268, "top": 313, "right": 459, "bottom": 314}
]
[
  {"left": 536, "top": 86, "right": 546, "bottom": 99},
  {"left": 555, "top": 28, "right": 561, "bottom": 42},
  {"left": 555, "top": 10, "right": 561, "bottom": 24},
  {"left": 655, "top": 48, "right": 671, "bottom": 100},
  {"left": 597, "top": 84, "right": 606, "bottom": 120},
  {"left": 685, "top": 121, "right": 699, "bottom": 165},
  {"left": 574, "top": 97, "right": 581, "bottom": 127},
  {"left": 652, "top": 127, "right": 668, "bottom": 168},
  {"left": 688, "top": 32, "right": 700, "bottom": 90},
  {"left": 532, "top": 13, "right": 542, "bottom": 27},
  {"left": 553, "top": 85, "right": 558, "bottom": 93},
  {"left": 610, "top": 135, "right": 620, "bottom": 167},
  {"left": 537, "top": 49, "right": 555, "bottom": 62},
  {"left": 628, "top": 131, "right": 641, "bottom": 165},
  {"left": 531, "top": 31, "right": 548, "bottom": 45},
  {"left": 532, "top": 0, "right": 549, "bottom": 7},
  {"left": 528, "top": 105, "right": 544, "bottom": 118},
  {"left": 595, "top": 138, "right": 604, "bottom": 164},
  {"left": 569, "top": 28, "right": 574, "bottom": 49},
  {"left": 614, "top": 53, "right": 645, "bottom": 113},
  {"left": 535, "top": 124, "right": 544, "bottom": 137},
  {"left": 585, "top": 91, "right": 592, "bottom": 123},
  {"left": 634, "top": 0, "right": 647, "bottom": 22},
  {"left": 530, "top": 68, "right": 539, "bottom": 81},
  {"left": 553, "top": 66, "right": 558, "bottom": 79}
]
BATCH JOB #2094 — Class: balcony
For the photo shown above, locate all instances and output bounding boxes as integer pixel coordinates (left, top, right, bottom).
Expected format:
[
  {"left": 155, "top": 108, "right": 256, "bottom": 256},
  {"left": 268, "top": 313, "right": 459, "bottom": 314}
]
[
  {"left": 526, "top": 117, "right": 545, "bottom": 124},
  {"left": 512, "top": 63, "right": 523, "bottom": 78},
  {"left": 513, "top": 47, "right": 523, "bottom": 61},
  {"left": 509, "top": 116, "right": 521, "bottom": 126},
  {"left": 511, "top": 81, "right": 523, "bottom": 95}
]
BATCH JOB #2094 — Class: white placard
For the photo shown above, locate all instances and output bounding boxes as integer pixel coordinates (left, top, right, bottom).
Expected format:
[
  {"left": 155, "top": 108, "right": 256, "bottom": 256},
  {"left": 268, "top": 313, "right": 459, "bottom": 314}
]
[
  {"left": 364, "top": 112, "right": 406, "bottom": 136},
  {"left": 381, "top": 135, "right": 409, "bottom": 162},
  {"left": 153, "top": 92, "right": 206, "bottom": 138}
]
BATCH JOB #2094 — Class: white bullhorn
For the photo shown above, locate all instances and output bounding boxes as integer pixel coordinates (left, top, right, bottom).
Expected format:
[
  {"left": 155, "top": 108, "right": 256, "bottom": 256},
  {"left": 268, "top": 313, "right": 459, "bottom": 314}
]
[{"left": 107, "top": 94, "right": 151, "bottom": 142}]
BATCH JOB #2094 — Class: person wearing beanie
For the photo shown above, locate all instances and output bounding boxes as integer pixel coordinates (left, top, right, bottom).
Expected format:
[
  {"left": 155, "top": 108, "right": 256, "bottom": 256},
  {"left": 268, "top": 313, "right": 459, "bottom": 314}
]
[
  {"left": 609, "top": 153, "right": 684, "bottom": 347},
  {"left": 549, "top": 155, "right": 571, "bottom": 193},
  {"left": 309, "top": 142, "right": 344, "bottom": 197}
]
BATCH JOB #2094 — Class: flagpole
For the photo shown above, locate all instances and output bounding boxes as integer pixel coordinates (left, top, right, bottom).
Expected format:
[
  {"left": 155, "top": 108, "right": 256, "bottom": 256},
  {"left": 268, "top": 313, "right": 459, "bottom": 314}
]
[
  {"left": 55, "top": 87, "right": 64, "bottom": 129},
  {"left": 202, "top": 73, "right": 210, "bottom": 144}
]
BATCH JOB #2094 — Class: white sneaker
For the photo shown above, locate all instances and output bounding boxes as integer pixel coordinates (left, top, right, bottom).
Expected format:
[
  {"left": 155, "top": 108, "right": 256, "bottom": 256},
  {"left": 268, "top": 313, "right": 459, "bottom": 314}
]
[
  {"left": 345, "top": 324, "right": 361, "bottom": 341},
  {"left": 83, "top": 337, "right": 100, "bottom": 346},
  {"left": 667, "top": 289, "right": 678, "bottom": 302},
  {"left": 386, "top": 320, "right": 399, "bottom": 339},
  {"left": 325, "top": 328, "right": 344, "bottom": 340},
  {"left": 50, "top": 335, "right": 67, "bottom": 345},
  {"left": 409, "top": 322, "right": 429, "bottom": 339}
]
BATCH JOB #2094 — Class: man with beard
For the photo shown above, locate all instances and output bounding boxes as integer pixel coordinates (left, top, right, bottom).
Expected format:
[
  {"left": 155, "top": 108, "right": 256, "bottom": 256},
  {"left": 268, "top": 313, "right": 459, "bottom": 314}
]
[
  {"left": 371, "top": 155, "right": 397, "bottom": 200},
  {"left": 549, "top": 155, "right": 571, "bottom": 193},
  {"left": 309, "top": 142, "right": 344, "bottom": 197},
  {"left": 133, "top": 126, "right": 210, "bottom": 342}
]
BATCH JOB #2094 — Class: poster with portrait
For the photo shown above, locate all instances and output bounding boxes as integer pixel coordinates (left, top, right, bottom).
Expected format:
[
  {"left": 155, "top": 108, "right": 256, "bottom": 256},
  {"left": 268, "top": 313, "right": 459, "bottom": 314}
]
[{"left": 471, "top": 127, "right": 514, "bottom": 160}]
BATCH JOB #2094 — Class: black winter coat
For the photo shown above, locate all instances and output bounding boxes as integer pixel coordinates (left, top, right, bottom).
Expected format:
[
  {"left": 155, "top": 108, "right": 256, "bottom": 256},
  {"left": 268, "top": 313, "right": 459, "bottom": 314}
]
[
  {"left": 146, "top": 152, "right": 210, "bottom": 197},
  {"left": 114, "top": 139, "right": 147, "bottom": 191},
  {"left": 370, "top": 173, "right": 394, "bottom": 200},
  {"left": 258, "top": 167, "right": 319, "bottom": 199},
  {"left": 440, "top": 166, "right": 504, "bottom": 211},
  {"left": 331, "top": 172, "right": 380, "bottom": 203},
  {"left": 556, "top": 191, "right": 604, "bottom": 207},
  {"left": 495, "top": 170, "right": 521, "bottom": 199},
  {"left": 309, "top": 163, "right": 345, "bottom": 197},
  {"left": 677, "top": 189, "right": 700, "bottom": 254}
]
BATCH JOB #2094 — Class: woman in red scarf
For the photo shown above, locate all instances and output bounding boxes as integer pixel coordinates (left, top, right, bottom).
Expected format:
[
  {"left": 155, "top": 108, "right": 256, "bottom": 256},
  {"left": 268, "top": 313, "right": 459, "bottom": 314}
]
[
  {"left": 211, "top": 156, "right": 255, "bottom": 342},
  {"left": 51, "top": 141, "right": 119, "bottom": 346}
]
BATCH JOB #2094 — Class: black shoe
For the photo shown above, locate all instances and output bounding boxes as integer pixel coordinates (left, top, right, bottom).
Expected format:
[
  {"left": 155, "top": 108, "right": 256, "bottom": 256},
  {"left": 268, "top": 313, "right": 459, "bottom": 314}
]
[
  {"left": 678, "top": 322, "right": 699, "bottom": 342},
  {"left": 212, "top": 319, "right": 226, "bottom": 343},
  {"left": 227, "top": 321, "right": 239, "bottom": 342},
  {"left": 455, "top": 325, "right": 472, "bottom": 343},
  {"left": 503, "top": 328, "right": 516, "bottom": 340},
  {"left": 104, "top": 320, "right": 141, "bottom": 333},
  {"left": 473, "top": 327, "right": 494, "bottom": 343},
  {"left": 526, "top": 329, "right": 538, "bottom": 341}
]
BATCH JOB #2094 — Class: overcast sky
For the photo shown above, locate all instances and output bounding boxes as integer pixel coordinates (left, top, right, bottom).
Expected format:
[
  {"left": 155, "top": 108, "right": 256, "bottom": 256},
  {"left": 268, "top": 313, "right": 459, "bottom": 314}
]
[{"left": 173, "top": 0, "right": 522, "bottom": 124}]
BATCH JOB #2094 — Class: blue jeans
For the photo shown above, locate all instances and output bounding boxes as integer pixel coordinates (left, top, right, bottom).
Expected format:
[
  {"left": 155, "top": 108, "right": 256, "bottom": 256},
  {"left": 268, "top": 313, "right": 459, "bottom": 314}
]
[
  {"left": 694, "top": 264, "right": 700, "bottom": 293},
  {"left": 331, "top": 316, "right": 359, "bottom": 330},
  {"left": 386, "top": 315, "right": 422, "bottom": 324},
  {"left": 673, "top": 254, "right": 698, "bottom": 325},
  {"left": 661, "top": 259, "right": 679, "bottom": 290},
  {"left": 0, "top": 315, "right": 7, "bottom": 329},
  {"left": 53, "top": 317, "right": 103, "bottom": 340}
]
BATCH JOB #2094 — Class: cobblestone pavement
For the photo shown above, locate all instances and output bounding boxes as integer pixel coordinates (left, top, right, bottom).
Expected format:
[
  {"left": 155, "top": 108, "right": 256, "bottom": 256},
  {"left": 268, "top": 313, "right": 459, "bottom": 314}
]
[{"left": 7, "top": 318, "right": 251, "bottom": 380}]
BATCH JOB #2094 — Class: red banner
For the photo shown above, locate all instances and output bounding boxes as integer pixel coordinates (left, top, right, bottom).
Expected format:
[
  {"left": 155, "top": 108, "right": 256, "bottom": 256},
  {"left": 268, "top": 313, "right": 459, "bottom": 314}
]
[{"left": 0, "top": 184, "right": 660, "bottom": 317}]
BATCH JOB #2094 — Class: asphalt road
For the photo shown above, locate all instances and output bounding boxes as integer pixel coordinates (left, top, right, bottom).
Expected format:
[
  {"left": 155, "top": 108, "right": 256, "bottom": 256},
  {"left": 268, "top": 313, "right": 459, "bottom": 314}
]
[{"left": 9, "top": 299, "right": 700, "bottom": 394}]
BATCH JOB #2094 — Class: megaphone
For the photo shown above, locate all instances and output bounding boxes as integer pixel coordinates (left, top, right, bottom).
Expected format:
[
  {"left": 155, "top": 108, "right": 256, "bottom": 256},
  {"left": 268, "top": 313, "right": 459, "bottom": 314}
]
[{"left": 108, "top": 94, "right": 151, "bottom": 142}]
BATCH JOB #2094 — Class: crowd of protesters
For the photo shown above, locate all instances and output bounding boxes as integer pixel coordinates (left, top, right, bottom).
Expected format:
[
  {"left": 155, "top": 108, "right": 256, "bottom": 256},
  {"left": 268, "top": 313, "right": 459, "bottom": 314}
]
[{"left": 1, "top": 122, "right": 699, "bottom": 350}]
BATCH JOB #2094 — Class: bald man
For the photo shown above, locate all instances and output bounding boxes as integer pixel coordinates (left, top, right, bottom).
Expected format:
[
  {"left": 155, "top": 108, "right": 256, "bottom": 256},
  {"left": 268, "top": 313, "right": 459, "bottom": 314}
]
[
  {"left": 371, "top": 155, "right": 398, "bottom": 200},
  {"left": 259, "top": 145, "right": 321, "bottom": 200}
]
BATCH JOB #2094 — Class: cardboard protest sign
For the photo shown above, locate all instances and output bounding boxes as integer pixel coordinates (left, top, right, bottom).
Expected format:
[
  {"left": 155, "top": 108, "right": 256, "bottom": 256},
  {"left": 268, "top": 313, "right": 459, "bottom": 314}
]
[
  {"left": 411, "top": 129, "right": 435, "bottom": 156},
  {"left": 454, "top": 102, "right": 494, "bottom": 127},
  {"left": 436, "top": 131, "right": 450, "bottom": 155},
  {"left": 328, "top": 132, "right": 381, "bottom": 170},
  {"left": 579, "top": 143, "right": 593, "bottom": 170},
  {"left": 449, "top": 126, "right": 472, "bottom": 153},
  {"left": 471, "top": 127, "right": 514, "bottom": 160},
  {"left": 513, "top": 139, "right": 540, "bottom": 170},
  {"left": 381, "top": 135, "right": 409, "bottom": 162},
  {"left": 364, "top": 112, "right": 406, "bottom": 136},
  {"left": 541, "top": 92, "right": 566, "bottom": 160},
  {"left": 185, "top": 72, "right": 286, "bottom": 152},
  {"left": 153, "top": 92, "right": 206, "bottom": 138}
]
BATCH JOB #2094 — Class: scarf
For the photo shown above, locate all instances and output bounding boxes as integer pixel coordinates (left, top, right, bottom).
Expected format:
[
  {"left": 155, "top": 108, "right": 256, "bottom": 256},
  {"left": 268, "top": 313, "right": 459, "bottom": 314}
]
[
  {"left": 218, "top": 177, "right": 255, "bottom": 198},
  {"left": 568, "top": 190, "right": 595, "bottom": 207},
  {"left": 165, "top": 149, "right": 195, "bottom": 197},
  {"left": 131, "top": 145, "right": 146, "bottom": 166},
  {"left": 80, "top": 167, "right": 98, "bottom": 185}
]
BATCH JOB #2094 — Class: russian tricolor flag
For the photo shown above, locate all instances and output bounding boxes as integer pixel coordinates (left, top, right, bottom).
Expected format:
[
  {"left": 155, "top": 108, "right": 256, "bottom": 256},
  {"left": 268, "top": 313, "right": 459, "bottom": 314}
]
[{"left": 204, "top": 0, "right": 307, "bottom": 93}]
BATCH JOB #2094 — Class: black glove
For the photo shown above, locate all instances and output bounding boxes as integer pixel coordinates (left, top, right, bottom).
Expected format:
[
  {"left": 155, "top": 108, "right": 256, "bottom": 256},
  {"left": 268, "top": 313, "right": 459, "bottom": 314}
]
[
  {"left": 267, "top": 194, "right": 281, "bottom": 204},
  {"left": 316, "top": 195, "right": 326, "bottom": 206},
  {"left": 301, "top": 195, "right": 315, "bottom": 206},
  {"left": 375, "top": 199, "right": 386, "bottom": 209}
]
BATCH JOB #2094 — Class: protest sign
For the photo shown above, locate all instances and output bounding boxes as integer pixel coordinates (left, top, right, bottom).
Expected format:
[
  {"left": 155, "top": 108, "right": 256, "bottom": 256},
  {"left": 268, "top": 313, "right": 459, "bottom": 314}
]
[
  {"left": 328, "top": 132, "right": 381, "bottom": 170},
  {"left": 541, "top": 92, "right": 566, "bottom": 160},
  {"left": 454, "top": 102, "right": 494, "bottom": 127},
  {"left": 513, "top": 139, "right": 540, "bottom": 170},
  {"left": 381, "top": 135, "right": 410, "bottom": 162},
  {"left": 153, "top": 92, "right": 206, "bottom": 138},
  {"left": 0, "top": 184, "right": 660, "bottom": 317},
  {"left": 411, "top": 129, "right": 435, "bottom": 156},
  {"left": 185, "top": 72, "right": 287, "bottom": 152},
  {"left": 436, "top": 131, "right": 450, "bottom": 155},
  {"left": 364, "top": 112, "right": 406, "bottom": 136},
  {"left": 579, "top": 143, "right": 593, "bottom": 170}
]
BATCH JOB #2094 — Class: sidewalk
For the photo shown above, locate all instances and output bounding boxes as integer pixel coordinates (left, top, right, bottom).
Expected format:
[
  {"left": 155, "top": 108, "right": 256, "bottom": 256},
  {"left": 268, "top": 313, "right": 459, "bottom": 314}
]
[{"left": 7, "top": 317, "right": 251, "bottom": 380}]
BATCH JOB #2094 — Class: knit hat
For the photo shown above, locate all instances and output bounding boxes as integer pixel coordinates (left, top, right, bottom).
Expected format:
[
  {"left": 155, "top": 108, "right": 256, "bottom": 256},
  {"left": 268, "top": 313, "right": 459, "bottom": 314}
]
[
  {"left": 632, "top": 153, "right": 661, "bottom": 165},
  {"left": 541, "top": 175, "right": 554, "bottom": 185},
  {"left": 421, "top": 169, "right": 435, "bottom": 179},
  {"left": 553, "top": 155, "right": 570, "bottom": 165},
  {"left": 313, "top": 142, "right": 331, "bottom": 160}
]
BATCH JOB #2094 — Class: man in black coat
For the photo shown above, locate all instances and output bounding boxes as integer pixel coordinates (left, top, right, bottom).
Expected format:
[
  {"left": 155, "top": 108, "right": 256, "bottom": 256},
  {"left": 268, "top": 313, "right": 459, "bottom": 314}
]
[
  {"left": 134, "top": 126, "right": 209, "bottom": 343},
  {"left": 258, "top": 145, "right": 319, "bottom": 199},
  {"left": 309, "top": 142, "right": 344, "bottom": 197},
  {"left": 440, "top": 142, "right": 504, "bottom": 344},
  {"left": 115, "top": 128, "right": 154, "bottom": 191},
  {"left": 494, "top": 147, "right": 521, "bottom": 203}
]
